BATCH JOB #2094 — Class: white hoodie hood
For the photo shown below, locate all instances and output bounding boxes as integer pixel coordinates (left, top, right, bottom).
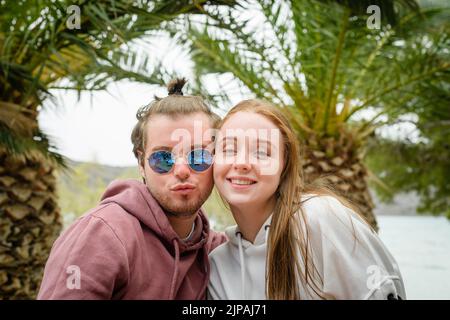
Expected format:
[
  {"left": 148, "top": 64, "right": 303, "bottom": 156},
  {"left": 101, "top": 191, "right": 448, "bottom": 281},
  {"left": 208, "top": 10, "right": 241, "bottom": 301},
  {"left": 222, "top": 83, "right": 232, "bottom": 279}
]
[{"left": 207, "top": 195, "right": 406, "bottom": 300}]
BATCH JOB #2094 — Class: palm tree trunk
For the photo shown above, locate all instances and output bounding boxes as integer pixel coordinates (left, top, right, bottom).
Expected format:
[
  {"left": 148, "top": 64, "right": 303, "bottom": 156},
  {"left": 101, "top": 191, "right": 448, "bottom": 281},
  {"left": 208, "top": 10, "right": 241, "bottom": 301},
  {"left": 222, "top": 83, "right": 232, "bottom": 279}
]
[
  {"left": 0, "top": 146, "right": 62, "bottom": 299},
  {"left": 302, "top": 135, "right": 378, "bottom": 232}
]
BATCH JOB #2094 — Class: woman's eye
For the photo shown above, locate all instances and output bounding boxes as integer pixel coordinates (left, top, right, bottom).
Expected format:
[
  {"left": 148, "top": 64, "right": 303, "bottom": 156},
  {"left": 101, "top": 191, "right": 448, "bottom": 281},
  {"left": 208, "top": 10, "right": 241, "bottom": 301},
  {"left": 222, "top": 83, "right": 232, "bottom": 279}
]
[
  {"left": 223, "top": 148, "right": 236, "bottom": 155},
  {"left": 256, "top": 150, "right": 270, "bottom": 159}
]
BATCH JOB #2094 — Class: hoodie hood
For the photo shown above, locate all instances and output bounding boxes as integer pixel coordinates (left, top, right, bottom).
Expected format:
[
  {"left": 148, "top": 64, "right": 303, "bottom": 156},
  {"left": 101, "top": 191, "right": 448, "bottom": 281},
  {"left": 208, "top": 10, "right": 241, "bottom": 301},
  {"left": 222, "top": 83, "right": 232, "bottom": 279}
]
[
  {"left": 100, "top": 179, "right": 210, "bottom": 253},
  {"left": 225, "top": 214, "right": 272, "bottom": 248}
]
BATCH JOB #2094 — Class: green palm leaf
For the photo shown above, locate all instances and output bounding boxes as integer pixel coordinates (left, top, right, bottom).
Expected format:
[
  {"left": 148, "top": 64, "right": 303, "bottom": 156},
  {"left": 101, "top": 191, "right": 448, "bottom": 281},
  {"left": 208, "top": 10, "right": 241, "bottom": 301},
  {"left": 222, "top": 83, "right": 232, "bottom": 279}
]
[{"left": 0, "top": 0, "right": 238, "bottom": 163}]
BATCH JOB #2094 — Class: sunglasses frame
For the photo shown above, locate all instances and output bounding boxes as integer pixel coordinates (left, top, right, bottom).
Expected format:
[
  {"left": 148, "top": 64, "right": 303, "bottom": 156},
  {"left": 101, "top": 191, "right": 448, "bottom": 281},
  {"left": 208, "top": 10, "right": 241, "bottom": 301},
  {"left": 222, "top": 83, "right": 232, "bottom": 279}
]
[{"left": 147, "top": 148, "right": 214, "bottom": 174}]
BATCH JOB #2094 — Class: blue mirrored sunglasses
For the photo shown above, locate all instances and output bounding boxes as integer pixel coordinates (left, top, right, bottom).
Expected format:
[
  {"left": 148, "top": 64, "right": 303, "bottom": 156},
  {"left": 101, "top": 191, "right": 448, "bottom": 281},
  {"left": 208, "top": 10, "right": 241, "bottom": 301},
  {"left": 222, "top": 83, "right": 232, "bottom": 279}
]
[{"left": 148, "top": 149, "right": 213, "bottom": 174}]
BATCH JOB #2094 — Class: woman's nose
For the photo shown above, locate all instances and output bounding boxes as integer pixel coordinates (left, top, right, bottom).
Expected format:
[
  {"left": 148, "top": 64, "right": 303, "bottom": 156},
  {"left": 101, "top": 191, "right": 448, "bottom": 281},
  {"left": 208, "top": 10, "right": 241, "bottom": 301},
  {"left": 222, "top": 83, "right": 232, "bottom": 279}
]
[
  {"left": 233, "top": 152, "right": 252, "bottom": 171},
  {"left": 233, "top": 162, "right": 251, "bottom": 172}
]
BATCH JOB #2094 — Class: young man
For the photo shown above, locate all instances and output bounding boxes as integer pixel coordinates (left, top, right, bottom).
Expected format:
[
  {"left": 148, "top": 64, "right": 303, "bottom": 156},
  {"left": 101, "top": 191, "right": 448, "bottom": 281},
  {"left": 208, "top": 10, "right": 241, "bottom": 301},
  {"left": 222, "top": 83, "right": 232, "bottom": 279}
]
[{"left": 38, "top": 79, "right": 226, "bottom": 299}]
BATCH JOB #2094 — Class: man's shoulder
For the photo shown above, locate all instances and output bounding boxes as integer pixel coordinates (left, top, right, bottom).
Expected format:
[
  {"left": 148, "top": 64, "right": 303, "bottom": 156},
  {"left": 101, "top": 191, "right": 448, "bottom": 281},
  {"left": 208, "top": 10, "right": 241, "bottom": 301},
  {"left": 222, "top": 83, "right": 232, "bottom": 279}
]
[
  {"left": 208, "top": 226, "right": 235, "bottom": 258},
  {"left": 62, "top": 202, "right": 143, "bottom": 247},
  {"left": 209, "top": 238, "right": 230, "bottom": 254},
  {"left": 207, "top": 229, "right": 228, "bottom": 253},
  {"left": 88, "top": 202, "right": 139, "bottom": 225},
  {"left": 90, "top": 202, "right": 143, "bottom": 239}
]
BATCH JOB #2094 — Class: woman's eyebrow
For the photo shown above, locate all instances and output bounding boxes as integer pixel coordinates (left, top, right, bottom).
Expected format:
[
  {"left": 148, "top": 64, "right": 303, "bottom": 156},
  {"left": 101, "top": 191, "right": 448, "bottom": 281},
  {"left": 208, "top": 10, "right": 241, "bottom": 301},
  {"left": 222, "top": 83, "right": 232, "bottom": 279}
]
[
  {"left": 257, "top": 139, "right": 272, "bottom": 145},
  {"left": 257, "top": 139, "right": 272, "bottom": 148},
  {"left": 220, "top": 137, "right": 275, "bottom": 146},
  {"left": 220, "top": 136, "right": 236, "bottom": 144}
]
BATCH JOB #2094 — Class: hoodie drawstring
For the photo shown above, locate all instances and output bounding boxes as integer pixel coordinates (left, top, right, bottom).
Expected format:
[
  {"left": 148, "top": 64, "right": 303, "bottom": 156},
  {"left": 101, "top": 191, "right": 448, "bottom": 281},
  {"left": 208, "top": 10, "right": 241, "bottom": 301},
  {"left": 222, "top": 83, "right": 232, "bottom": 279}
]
[
  {"left": 362, "top": 275, "right": 401, "bottom": 300},
  {"left": 235, "top": 225, "right": 270, "bottom": 300},
  {"left": 264, "top": 225, "right": 270, "bottom": 243},
  {"left": 169, "top": 239, "right": 180, "bottom": 299},
  {"left": 195, "top": 246, "right": 210, "bottom": 300},
  {"left": 236, "top": 231, "right": 246, "bottom": 299}
]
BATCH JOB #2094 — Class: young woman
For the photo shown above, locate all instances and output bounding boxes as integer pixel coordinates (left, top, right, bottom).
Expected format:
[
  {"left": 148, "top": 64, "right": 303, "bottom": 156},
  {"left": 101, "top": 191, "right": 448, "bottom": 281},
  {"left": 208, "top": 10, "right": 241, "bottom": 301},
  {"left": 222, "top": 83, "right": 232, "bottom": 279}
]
[{"left": 208, "top": 99, "right": 406, "bottom": 300}]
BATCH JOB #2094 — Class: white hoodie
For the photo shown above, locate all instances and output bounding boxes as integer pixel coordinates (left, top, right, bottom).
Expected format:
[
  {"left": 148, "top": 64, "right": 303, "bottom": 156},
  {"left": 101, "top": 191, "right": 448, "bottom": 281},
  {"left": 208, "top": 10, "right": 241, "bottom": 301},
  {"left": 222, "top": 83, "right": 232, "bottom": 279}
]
[{"left": 208, "top": 195, "right": 406, "bottom": 300}]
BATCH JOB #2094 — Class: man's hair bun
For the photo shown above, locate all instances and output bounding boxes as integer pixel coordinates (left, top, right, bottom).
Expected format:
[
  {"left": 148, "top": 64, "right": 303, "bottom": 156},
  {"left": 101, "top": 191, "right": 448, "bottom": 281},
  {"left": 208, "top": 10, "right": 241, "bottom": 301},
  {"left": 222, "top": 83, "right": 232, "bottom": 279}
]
[{"left": 167, "top": 78, "right": 187, "bottom": 96}]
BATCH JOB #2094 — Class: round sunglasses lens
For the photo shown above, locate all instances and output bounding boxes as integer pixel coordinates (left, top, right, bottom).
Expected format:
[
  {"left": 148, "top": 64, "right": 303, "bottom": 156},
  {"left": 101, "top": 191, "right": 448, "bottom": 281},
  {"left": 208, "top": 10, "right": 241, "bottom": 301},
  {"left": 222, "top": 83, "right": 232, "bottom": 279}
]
[
  {"left": 188, "top": 149, "right": 213, "bottom": 172},
  {"left": 149, "top": 151, "right": 174, "bottom": 173}
]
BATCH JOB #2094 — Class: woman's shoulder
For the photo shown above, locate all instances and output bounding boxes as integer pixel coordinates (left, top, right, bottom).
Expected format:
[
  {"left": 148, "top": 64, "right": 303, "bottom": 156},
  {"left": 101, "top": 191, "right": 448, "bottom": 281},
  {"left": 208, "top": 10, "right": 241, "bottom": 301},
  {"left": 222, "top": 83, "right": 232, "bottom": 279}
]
[
  {"left": 300, "top": 194, "right": 351, "bottom": 221},
  {"left": 298, "top": 194, "right": 373, "bottom": 237}
]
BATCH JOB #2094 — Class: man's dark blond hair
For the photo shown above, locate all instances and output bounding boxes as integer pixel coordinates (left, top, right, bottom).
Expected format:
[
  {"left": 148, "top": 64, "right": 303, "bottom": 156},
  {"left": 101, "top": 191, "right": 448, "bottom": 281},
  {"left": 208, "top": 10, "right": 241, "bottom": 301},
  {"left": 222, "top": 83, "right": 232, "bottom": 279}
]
[{"left": 131, "top": 78, "right": 220, "bottom": 166}]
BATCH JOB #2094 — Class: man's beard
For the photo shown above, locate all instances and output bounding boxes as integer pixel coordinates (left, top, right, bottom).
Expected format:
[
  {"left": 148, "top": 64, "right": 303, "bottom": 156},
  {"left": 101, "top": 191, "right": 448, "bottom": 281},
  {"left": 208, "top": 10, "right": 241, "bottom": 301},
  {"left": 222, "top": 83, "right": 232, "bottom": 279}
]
[{"left": 148, "top": 185, "right": 211, "bottom": 218}]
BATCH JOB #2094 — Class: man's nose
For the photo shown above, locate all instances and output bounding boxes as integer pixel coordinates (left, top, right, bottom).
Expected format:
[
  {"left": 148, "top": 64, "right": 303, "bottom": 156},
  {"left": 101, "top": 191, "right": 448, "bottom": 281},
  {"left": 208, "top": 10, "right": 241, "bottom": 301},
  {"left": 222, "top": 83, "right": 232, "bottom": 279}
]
[{"left": 173, "top": 158, "right": 191, "bottom": 180}]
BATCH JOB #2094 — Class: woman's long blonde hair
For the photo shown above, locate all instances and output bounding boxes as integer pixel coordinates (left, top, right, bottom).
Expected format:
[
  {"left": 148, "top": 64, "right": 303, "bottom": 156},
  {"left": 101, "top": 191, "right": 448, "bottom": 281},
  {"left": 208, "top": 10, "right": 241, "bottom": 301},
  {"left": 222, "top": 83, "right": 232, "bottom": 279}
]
[{"left": 220, "top": 99, "right": 371, "bottom": 300}]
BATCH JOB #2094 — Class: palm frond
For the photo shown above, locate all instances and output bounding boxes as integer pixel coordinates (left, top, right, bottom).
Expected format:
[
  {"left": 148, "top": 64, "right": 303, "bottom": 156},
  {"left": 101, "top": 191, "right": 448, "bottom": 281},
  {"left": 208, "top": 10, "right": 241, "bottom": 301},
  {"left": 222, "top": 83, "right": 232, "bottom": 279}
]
[
  {"left": 0, "top": 124, "right": 67, "bottom": 168},
  {"left": 179, "top": 0, "right": 448, "bottom": 140},
  {"left": 0, "top": 0, "right": 238, "bottom": 163}
]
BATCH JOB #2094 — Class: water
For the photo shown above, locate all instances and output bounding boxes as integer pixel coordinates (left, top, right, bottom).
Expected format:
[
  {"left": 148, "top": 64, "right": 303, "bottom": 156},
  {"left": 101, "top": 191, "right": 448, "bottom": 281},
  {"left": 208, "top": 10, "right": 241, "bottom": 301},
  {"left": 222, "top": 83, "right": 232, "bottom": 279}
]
[{"left": 378, "top": 215, "right": 450, "bottom": 300}]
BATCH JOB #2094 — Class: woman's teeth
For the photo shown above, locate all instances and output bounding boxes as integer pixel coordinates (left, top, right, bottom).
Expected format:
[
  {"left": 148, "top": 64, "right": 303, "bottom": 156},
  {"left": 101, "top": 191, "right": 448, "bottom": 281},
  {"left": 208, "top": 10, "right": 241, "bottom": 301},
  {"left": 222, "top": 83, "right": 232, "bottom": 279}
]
[{"left": 230, "top": 179, "right": 255, "bottom": 185}]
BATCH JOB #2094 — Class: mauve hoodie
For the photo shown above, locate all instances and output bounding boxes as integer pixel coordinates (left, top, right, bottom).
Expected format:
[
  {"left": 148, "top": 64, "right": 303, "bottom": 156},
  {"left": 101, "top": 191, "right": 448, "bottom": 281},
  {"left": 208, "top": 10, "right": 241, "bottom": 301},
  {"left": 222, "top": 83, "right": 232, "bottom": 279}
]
[{"left": 37, "top": 179, "right": 226, "bottom": 300}]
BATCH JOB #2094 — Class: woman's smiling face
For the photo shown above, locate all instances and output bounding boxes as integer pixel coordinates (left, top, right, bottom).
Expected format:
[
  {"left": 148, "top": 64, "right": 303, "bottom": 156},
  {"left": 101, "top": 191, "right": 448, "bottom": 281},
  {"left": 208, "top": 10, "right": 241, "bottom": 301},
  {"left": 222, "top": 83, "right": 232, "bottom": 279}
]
[{"left": 213, "top": 111, "right": 285, "bottom": 208}]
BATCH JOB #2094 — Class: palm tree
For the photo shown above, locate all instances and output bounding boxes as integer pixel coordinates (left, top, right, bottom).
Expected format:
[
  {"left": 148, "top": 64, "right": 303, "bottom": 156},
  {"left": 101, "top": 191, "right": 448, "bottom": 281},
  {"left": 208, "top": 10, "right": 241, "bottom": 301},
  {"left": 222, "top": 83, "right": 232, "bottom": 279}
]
[
  {"left": 175, "top": 0, "right": 449, "bottom": 230},
  {"left": 0, "top": 0, "right": 236, "bottom": 299}
]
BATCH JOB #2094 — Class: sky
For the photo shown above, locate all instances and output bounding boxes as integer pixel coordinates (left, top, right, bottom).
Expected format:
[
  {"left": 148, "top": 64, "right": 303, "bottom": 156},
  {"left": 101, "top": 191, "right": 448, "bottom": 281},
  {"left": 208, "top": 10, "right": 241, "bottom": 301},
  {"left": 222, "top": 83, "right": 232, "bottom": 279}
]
[{"left": 39, "top": 81, "right": 163, "bottom": 167}]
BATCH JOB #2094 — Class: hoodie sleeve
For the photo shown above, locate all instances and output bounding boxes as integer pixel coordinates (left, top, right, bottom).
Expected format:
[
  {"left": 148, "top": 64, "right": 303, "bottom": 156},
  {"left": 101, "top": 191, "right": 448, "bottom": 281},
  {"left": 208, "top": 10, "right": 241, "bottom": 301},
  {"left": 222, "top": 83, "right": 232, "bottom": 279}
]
[
  {"left": 37, "top": 214, "right": 129, "bottom": 300},
  {"left": 304, "top": 196, "right": 406, "bottom": 300}
]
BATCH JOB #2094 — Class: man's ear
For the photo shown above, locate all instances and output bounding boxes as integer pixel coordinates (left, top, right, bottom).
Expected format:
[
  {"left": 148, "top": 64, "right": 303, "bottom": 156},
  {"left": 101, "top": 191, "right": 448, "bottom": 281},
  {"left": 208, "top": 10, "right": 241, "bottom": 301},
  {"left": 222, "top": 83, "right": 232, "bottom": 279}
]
[{"left": 137, "top": 151, "right": 145, "bottom": 179}]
